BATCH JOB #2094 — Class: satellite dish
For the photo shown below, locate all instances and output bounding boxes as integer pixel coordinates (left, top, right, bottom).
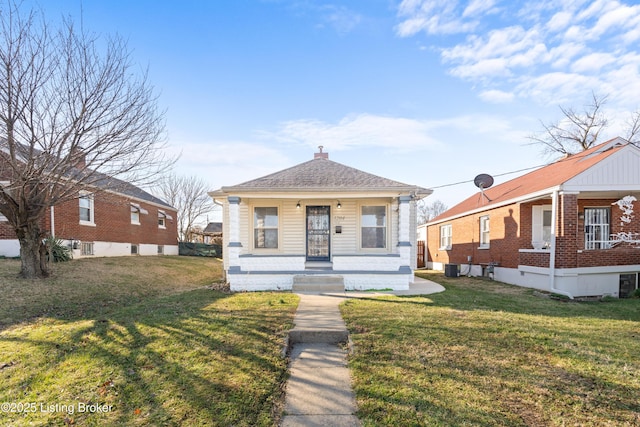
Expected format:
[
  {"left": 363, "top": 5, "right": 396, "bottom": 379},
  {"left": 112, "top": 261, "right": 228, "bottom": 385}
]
[
  {"left": 474, "top": 173, "right": 494, "bottom": 202},
  {"left": 474, "top": 174, "right": 494, "bottom": 189}
]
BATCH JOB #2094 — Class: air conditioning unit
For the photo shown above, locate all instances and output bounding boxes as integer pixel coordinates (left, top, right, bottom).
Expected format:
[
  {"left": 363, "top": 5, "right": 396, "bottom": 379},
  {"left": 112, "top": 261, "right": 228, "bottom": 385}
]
[{"left": 444, "top": 264, "right": 459, "bottom": 278}]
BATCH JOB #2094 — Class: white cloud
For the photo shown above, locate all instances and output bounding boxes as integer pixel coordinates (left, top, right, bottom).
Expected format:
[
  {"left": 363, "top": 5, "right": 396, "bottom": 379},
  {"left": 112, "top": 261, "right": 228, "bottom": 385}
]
[
  {"left": 263, "top": 112, "right": 526, "bottom": 154},
  {"left": 463, "top": 0, "right": 497, "bottom": 18},
  {"left": 396, "top": 0, "right": 640, "bottom": 112},
  {"left": 266, "top": 114, "right": 443, "bottom": 151},
  {"left": 479, "top": 89, "right": 515, "bottom": 103},
  {"left": 318, "top": 5, "right": 362, "bottom": 35},
  {"left": 571, "top": 52, "right": 617, "bottom": 73},
  {"left": 395, "top": 0, "right": 479, "bottom": 36},
  {"left": 168, "top": 141, "right": 291, "bottom": 189},
  {"left": 546, "top": 11, "right": 572, "bottom": 32}
]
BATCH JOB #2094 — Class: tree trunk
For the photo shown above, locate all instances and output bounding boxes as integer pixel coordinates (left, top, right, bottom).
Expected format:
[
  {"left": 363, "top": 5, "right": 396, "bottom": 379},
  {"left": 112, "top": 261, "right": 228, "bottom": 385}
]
[{"left": 17, "top": 223, "right": 50, "bottom": 279}]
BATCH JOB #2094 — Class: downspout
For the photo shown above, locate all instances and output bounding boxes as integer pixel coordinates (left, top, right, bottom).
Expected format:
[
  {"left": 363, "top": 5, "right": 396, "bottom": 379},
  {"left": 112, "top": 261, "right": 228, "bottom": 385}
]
[
  {"left": 549, "top": 190, "right": 573, "bottom": 299},
  {"left": 50, "top": 206, "right": 55, "bottom": 237}
]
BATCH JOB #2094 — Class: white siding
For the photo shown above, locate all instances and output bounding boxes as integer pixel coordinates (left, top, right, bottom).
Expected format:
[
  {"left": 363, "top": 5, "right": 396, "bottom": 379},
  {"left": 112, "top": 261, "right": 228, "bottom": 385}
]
[
  {"left": 565, "top": 146, "right": 640, "bottom": 190},
  {"left": 332, "top": 200, "right": 357, "bottom": 255},
  {"left": 282, "top": 200, "right": 306, "bottom": 254}
]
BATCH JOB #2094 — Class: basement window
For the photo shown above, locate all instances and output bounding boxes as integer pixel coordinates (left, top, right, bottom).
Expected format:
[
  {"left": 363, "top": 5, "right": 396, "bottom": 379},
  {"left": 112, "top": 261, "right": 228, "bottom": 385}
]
[{"left": 81, "top": 242, "right": 94, "bottom": 256}]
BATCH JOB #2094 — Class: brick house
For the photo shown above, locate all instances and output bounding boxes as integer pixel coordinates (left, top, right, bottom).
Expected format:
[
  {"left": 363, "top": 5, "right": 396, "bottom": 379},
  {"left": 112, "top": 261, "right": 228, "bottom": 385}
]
[
  {"left": 209, "top": 147, "right": 432, "bottom": 291},
  {"left": 426, "top": 137, "right": 640, "bottom": 298},
  {"left": 0, "top": 176, "right": 179, "bottom": 258}
]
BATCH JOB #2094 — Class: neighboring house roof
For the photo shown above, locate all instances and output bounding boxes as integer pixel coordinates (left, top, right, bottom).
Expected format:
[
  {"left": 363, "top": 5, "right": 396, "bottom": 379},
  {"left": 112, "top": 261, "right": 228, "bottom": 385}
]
[
  {"left": 91, "top": 174, "right": 175, "bottom": 210},
  {"left": 430, "top": 137, "right": 634, "bottom": 224},
  {"left": 203, "top": 222, "right": 223, "bottom": 233},
  {"left": 210, "top": 152, "right": 432, "bottom": 196},
  {"left": 0, "top": 138, "right": 174, "bottom": 210}
]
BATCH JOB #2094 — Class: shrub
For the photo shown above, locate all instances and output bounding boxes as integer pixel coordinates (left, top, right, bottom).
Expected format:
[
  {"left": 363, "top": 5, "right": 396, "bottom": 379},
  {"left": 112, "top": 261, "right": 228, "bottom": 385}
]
[{"left": 45, "top": 236, "right": 72, "bottom": 262}]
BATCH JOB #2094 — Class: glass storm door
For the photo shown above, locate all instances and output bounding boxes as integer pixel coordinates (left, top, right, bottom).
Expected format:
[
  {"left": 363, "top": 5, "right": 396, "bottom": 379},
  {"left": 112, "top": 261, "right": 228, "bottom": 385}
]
[{"left": 306, "top": 206, "right": 330, "bottom": 261}]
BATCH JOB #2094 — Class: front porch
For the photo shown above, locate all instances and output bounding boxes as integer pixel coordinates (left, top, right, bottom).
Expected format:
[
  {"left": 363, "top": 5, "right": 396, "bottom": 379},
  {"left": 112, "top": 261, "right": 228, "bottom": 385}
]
[{"left": 228, "top": 253, "right": 414, "bottom": 291}]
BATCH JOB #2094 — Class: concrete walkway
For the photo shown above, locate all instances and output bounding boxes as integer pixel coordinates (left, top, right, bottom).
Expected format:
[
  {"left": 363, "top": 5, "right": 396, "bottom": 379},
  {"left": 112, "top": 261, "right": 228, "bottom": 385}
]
[{"left": 280, "top": 277, "right": 444, "bottom": 427}]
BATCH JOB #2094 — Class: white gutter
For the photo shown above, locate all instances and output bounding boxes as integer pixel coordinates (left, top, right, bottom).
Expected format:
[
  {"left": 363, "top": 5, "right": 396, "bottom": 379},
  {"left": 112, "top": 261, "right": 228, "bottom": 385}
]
[
  {"left": 549, "top": 190, "right": 573, "bottom": 299},
  {"left": 427, "top": 186, "right": 561, "bottom": 226}
]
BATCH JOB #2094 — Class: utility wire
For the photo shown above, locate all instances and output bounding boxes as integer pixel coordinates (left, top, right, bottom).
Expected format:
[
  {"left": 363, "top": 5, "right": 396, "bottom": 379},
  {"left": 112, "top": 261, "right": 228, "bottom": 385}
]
[{"left": 429, "top": 163, "right": 547, "bottom": 190}]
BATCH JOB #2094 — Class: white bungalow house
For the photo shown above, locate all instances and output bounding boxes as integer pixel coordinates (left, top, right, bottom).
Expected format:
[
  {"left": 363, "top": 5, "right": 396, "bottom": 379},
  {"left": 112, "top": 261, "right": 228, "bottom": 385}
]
[{"left": 209, "top": 148, "right": 432, "bottom": 291}]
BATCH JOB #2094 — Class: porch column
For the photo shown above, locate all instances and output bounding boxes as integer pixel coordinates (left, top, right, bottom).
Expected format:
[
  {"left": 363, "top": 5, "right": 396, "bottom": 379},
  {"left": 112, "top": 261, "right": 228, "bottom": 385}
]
[
  {"left": 227, "top": 196, "right": 242, "bottom": 272},
  {"left": 397, "top": 196, "right": 412, "bottom": 271}
]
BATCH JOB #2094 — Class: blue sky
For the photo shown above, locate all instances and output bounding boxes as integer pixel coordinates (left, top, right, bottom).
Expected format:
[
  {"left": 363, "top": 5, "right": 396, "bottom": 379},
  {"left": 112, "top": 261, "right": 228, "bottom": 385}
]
[{"left": 34, "top": 0, "right": 640, "bottom": 216}]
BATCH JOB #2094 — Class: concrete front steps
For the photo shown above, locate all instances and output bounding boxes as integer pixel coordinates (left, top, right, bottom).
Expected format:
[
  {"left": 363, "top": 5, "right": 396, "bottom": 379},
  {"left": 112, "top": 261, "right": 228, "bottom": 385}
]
[{"left": 292, "top": 275, "right": 344, "bottom": 293}]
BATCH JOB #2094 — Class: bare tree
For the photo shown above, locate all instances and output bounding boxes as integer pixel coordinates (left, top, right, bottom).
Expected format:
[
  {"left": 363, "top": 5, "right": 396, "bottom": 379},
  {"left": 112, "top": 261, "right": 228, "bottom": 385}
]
[
  {"left": 528, "top": 92, "right": 609, "bottom": 157},
  {"left": 0, "top": 2, "right": 171, "bottom": 278},
  {"left": 624, "top": 110, "right": 640, "bottom": 146},
  {"left": 418, "top": 199, "right": 447, "bottom": 224},
  {"left": 155, "top": 174, "right": 215, "bottom": 242}
]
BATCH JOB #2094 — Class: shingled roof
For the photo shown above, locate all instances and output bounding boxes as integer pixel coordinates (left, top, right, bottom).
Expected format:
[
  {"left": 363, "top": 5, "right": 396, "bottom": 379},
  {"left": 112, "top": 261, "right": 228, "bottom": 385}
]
[
  {"left": 430, "top": 137, "right": 632, "bottom": 223},
  {"left": 213, "top": 150, "right": 431, "bottom": 196}
]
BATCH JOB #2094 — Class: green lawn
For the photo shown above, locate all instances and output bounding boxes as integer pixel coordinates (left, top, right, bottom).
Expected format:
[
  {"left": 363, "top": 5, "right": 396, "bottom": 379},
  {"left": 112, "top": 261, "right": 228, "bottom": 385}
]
[
  {"left": 341, "top": 272, "right": 640, "bottom": 426},
  {"left": 0, "top": 257, "right": 298, "bottom": 426}
]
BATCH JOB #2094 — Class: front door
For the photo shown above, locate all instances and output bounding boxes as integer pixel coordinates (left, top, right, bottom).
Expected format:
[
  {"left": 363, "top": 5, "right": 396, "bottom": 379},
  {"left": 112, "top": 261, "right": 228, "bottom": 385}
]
[{"left": 306, "top": 206, "right": 330, "bottom": 261}]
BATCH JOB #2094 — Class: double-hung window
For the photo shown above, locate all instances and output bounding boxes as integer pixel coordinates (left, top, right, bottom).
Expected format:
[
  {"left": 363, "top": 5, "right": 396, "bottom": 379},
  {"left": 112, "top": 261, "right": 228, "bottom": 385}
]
[
  {"left": 79, "top": 192, "right": 94, "bottom": 225},
  {"left": 479, "top": 215, "right": 490, "bottom": 248},
  {"left": 157, "top": 210, "right": 173, "bottom": 229},
  {"left": 585, "top": 207, "right": 611, "bottom": 250},
  {"left": 131, "top": 206, "right": 141, "bottom": 224},
  {"left": 254, "top": 207, "right": 278, "bottom": 249},
  {"left": 130, "top": 203, "right": 148, "bottom": 225},
  {"left": 440, "top": 224, "right": 452, "bottom": 250},
  {"left": 361, "top": 206, "right": 387, "bottom": 249}
]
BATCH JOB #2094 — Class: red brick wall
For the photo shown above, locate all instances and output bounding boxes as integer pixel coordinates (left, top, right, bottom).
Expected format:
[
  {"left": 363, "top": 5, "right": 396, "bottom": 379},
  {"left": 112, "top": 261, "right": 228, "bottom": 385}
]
[
  {"left": 576, "top": 198, "right": 640, "bottom": 268},
  {"left": 519, "top": 251, "right": 550, "bottom": 268},
  {"left": 0, "top": 191, "right": 178, "bottom": 246},
  {"left": 427, "top": 204, "right": 522, "bottom": 268},
  {"left": 53, "top": 192, "right": 178, "bottom": 245},
  {"left": 555, "top": 193, "right": 578, "bottom": 268},
  {"left": 429, "top": 195, "right": 640, "bottom": 271}
]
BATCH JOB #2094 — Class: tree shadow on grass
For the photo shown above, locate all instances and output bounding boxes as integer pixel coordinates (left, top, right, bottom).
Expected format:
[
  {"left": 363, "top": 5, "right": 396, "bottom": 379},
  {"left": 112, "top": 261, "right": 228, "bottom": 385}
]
[
  {"left": 339, "top": 277, "right": 640, "bottom": 426},
  {"left": 0, "top": 289, "right": 297, "bottom": 426}
]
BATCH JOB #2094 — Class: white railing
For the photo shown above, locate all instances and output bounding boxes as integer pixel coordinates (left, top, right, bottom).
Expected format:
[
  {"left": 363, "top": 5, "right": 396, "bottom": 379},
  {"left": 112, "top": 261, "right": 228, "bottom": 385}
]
[{"left": 609, "top": 232, "right": 640, "bottom": 248}]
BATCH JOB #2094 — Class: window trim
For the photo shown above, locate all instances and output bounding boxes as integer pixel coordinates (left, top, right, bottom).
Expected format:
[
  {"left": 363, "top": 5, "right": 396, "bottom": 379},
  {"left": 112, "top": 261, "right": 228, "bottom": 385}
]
[
  {"left": 252, "top": 205, "right": 280, "bottom": 251},
  {"left": 359, "top": 204, "right": 389, "bottom": 251},
  {"left": 531, "top": 205, "right": 553, "bottom": 249},
  {"left": 0, "top": 181, "right": 9, "bottom": 222},
  {"left": 79, "top": 191, "right": 95, "bottom": 226},
  {"left": 479, "top": 215, "right": 490, "bottom": 249},
  {"left": 440, "top": 224, "right": 452, "bottom": 250}
]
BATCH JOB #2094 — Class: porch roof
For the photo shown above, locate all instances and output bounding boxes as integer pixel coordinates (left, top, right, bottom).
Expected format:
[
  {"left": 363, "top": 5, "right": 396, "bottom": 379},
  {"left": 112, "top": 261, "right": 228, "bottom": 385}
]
[{"left": 210, "top": 155, "right": 431, "bottom": 198}]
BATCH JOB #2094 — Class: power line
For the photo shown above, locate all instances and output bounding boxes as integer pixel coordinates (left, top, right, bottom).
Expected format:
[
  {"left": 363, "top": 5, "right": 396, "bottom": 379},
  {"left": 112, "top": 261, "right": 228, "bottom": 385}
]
[{"left": 429, "top": 163, "right": 547, "bottom": 190}]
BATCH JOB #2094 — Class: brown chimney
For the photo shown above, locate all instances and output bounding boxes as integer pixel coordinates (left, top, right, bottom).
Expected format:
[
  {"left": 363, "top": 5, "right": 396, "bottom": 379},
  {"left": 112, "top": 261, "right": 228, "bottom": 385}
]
[
  {"left": 314, "top": 145, "right": 328, "bottom": 160},
  {"left": 71, "top": 147, "right": 86, "bottom": 168}
]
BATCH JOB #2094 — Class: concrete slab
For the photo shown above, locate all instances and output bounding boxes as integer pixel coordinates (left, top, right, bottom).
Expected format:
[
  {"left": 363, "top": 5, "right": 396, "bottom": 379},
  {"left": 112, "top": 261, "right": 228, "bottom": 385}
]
[
  {"left": 280, "top": 415, "right": 361, "bottom": 427},
  {"left": 288, "top": 294, "right": 349, "bottom": 343},
  {"left": 283, "top": 343, "right": 359, "bottom": 424}
]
